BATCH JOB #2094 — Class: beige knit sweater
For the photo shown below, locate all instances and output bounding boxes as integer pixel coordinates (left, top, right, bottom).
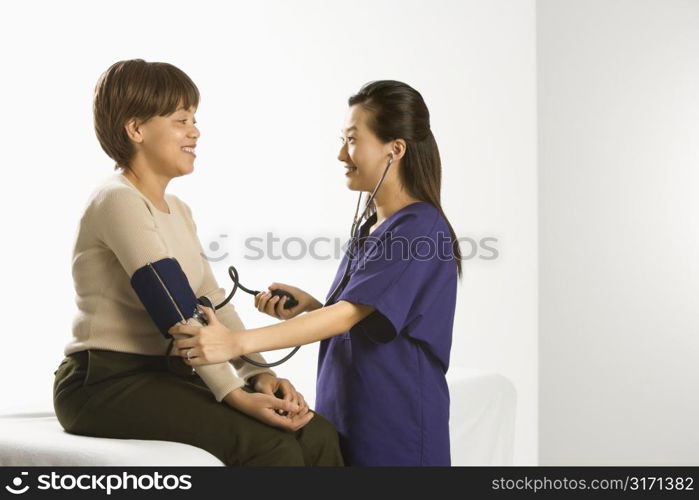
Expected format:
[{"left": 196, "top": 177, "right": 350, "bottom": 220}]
[{"left": 65, "top": 173, "right": 274, "bottom": 402}]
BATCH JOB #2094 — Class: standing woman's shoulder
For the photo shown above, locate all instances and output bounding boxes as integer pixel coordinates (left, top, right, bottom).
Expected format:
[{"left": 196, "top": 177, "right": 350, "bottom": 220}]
[
  {"left": 384, "top": 201, "right": 442, "bottom": 238},
  {"left": 385, "top": 202, "right": 457, "bottom": 267}
]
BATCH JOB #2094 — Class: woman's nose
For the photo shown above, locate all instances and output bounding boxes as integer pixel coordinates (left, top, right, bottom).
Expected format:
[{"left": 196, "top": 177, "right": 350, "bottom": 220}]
[{"left": 337, "top": 142, "right": 348, "bottom": 162}]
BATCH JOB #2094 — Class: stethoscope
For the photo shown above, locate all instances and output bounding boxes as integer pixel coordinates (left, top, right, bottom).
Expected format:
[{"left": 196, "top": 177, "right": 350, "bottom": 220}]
[
  {"left": 198, "top": 154, "right": 394, "bottom": 368},
  {"left": 324, "top": 153, "right": 394, "bottom": 306}
]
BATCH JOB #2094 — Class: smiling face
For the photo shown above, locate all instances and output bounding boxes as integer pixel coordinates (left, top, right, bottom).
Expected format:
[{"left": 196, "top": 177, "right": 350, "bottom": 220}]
[
  {"left": 134, "top": 105, "right": 200, "bottom": 179},
  {"left": 338, "top": 104, "right": 393, "bottom": 191}
]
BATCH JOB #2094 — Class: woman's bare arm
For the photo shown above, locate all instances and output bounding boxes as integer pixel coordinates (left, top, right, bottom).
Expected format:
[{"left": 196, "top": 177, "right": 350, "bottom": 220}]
[
  {"left": 240, "top": 300, "right": 374, "bottom": 355},
  {"left": 170, "top": 300, "right": 375, "bottom": 365}
]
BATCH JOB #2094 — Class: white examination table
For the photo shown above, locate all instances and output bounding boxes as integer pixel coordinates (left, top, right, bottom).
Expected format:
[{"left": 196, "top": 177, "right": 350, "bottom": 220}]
[{"left": 0, "top": 368, "right": 515, "bottom": 466}]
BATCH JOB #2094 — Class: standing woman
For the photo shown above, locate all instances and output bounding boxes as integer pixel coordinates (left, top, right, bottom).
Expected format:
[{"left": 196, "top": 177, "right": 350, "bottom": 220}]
[
  {"left": 52, "top": 59, "right": 344, "bottom": 466},
  {"left": 171, "top": 81, "right": 461, "bottom": 466}
]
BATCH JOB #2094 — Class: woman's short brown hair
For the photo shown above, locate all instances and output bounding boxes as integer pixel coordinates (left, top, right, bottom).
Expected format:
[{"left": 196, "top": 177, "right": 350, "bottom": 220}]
[{"left": 93, "top": 59, "right": 200, "bottom": 171}]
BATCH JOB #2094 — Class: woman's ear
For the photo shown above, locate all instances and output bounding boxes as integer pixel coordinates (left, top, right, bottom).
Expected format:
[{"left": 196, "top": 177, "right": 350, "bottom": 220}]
[
  {"left": 391, "top": 139, "right": 407, "bottom": 161},
  {"left": 124, "top": 118, "right": 144, "bottom": 144}
]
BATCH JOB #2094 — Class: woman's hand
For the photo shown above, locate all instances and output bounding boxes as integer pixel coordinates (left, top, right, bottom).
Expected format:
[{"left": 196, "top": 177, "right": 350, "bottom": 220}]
[
  {"left": 255, "top": 283, "right": 322, "bottom": 320},
  {"left": 170, "top": 306, "right": 244, "bottom": 366},
  {"left": 250, "top": 373, "right": 309, "bottom": 418},
  {"left": 224, "top": 387, "right": 315, "bottom": 432}
]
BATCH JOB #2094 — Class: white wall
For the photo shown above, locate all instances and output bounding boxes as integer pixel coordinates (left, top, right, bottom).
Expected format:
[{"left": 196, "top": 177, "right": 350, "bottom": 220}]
[
  {"left": 0, "top": 0, "right": 538, "bottom": 464},
  {"left": 538, "top": 0, "right": 699, "bottom": 464}
]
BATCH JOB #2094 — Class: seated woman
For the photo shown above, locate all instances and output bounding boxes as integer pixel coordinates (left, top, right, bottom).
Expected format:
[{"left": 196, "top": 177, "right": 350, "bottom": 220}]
[{"left": 52, "top": 58, "right": 343, "bottom": 466}]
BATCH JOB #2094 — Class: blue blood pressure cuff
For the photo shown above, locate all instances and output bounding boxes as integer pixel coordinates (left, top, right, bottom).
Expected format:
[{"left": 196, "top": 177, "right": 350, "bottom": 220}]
[{"left": 130, "top": 257, "right": 203, "bottom": 339}]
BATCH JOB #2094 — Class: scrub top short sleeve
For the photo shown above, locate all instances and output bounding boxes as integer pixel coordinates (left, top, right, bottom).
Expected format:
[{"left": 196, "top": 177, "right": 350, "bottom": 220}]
[{"left": 334, "top": 204, "right": 455, "bottom": 367}]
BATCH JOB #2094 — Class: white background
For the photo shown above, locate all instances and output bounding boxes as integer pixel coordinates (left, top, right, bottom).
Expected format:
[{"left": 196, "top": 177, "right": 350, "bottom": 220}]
[
  {"left": 0, "top": 1, "right": 538, "bottom": 464},
  {"left": 5, "top": 0, "right": 697, "bottom": 468},
  {"left": 538, "top": 0, "right": 699, "bottom": 465}
]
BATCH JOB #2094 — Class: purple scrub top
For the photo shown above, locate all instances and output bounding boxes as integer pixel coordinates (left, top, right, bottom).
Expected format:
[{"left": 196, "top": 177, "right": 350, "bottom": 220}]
[{"left": 315, "top": 201, "right": 458, "bottom": 466}]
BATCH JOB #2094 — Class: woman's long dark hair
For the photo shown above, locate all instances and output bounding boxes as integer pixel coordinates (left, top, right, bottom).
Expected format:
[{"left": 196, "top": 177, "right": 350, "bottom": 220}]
[{"left": 349, "top": 80, "right": 462, "bottom": 278}]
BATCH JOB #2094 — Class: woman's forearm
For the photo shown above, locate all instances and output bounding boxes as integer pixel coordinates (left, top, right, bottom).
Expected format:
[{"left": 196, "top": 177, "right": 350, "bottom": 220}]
[{"left": 240, "top": 300, "right": 374, "bottom": 355}]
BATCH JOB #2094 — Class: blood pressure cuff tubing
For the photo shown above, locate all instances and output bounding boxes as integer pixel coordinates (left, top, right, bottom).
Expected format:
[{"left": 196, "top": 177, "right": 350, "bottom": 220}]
[{"left": 130, "top": 257, "right": 200, "bottom": 339}]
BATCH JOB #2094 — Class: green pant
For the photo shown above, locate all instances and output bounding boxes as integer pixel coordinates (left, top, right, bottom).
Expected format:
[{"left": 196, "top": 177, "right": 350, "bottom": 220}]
[{"left": 53, "top": 350, "right": 344, "bottom": 466}]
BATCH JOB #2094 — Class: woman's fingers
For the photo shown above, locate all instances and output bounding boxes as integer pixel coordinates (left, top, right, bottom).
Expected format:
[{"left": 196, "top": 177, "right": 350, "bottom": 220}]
[
  {"left": 297, "top": 393, "right": 308, "bottom": 413},
  {"left": 276, "top": 296, "right": 290, "bottom": 318},
  {"left": 295, "top": 403, "right": 310, "bottom": 418},
  {"left": 279, "top": 384, "right": 298, "bottom": 415},
  {"left": 198, "top": 305, "right": 218, "bottom": 324},
  {"left": 291, "top": 399, "right": 307, "bottom": 418},
  {"left": 178, "top": 346, "right": 201, "bottom": 364},
  {"left": 237, "top": 390, "right": 313, "bottom": 431},
  {"left": 256, "top": 291, "right": 274, "bottom": 314},
  {"left": 266, "top": 295, "right": 281, "bottom": 317},
  {"left": 278, "top": 380, "right": 297, "bottom": 403},
  {"left": 169, "top": 324, "right": 199, "bottom": 336},
  {"left": 255, "top": 291, "right": 282, "bottom": 318},
  {"left": 263, "top": 411, "right": 295, "bottom": 430},
  {"left": 264, "top": 406, "right": 314, "bottom": 431},
  {"left": 289, "top": 410, "right": 315, "bottom": 430},
  {"left": 290, "top": 393, "right": 308, "bottom": 417},
  {"left": 179, "top": 347, "right": 198, "bottom": 357},
  {"left": 277, "top": 295, "right": 299, "bottom": 319},
  {"left": 173, "top": 336, "right": 198, "bottom": 351},
  {"left": 255, "top": 395, "right": 314, "bottom": 431},
  {"left": 285, "top": 386, "right": 298, "bottom": 405},
  {"left": 262, "top": 283, "right": 303, "bottom": 320},
  {"left": 272, "top": 396, "right": 300, "bottom": 414},
  {"left": 267, "top": 409, "right": 313, "bottom": 431}
]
